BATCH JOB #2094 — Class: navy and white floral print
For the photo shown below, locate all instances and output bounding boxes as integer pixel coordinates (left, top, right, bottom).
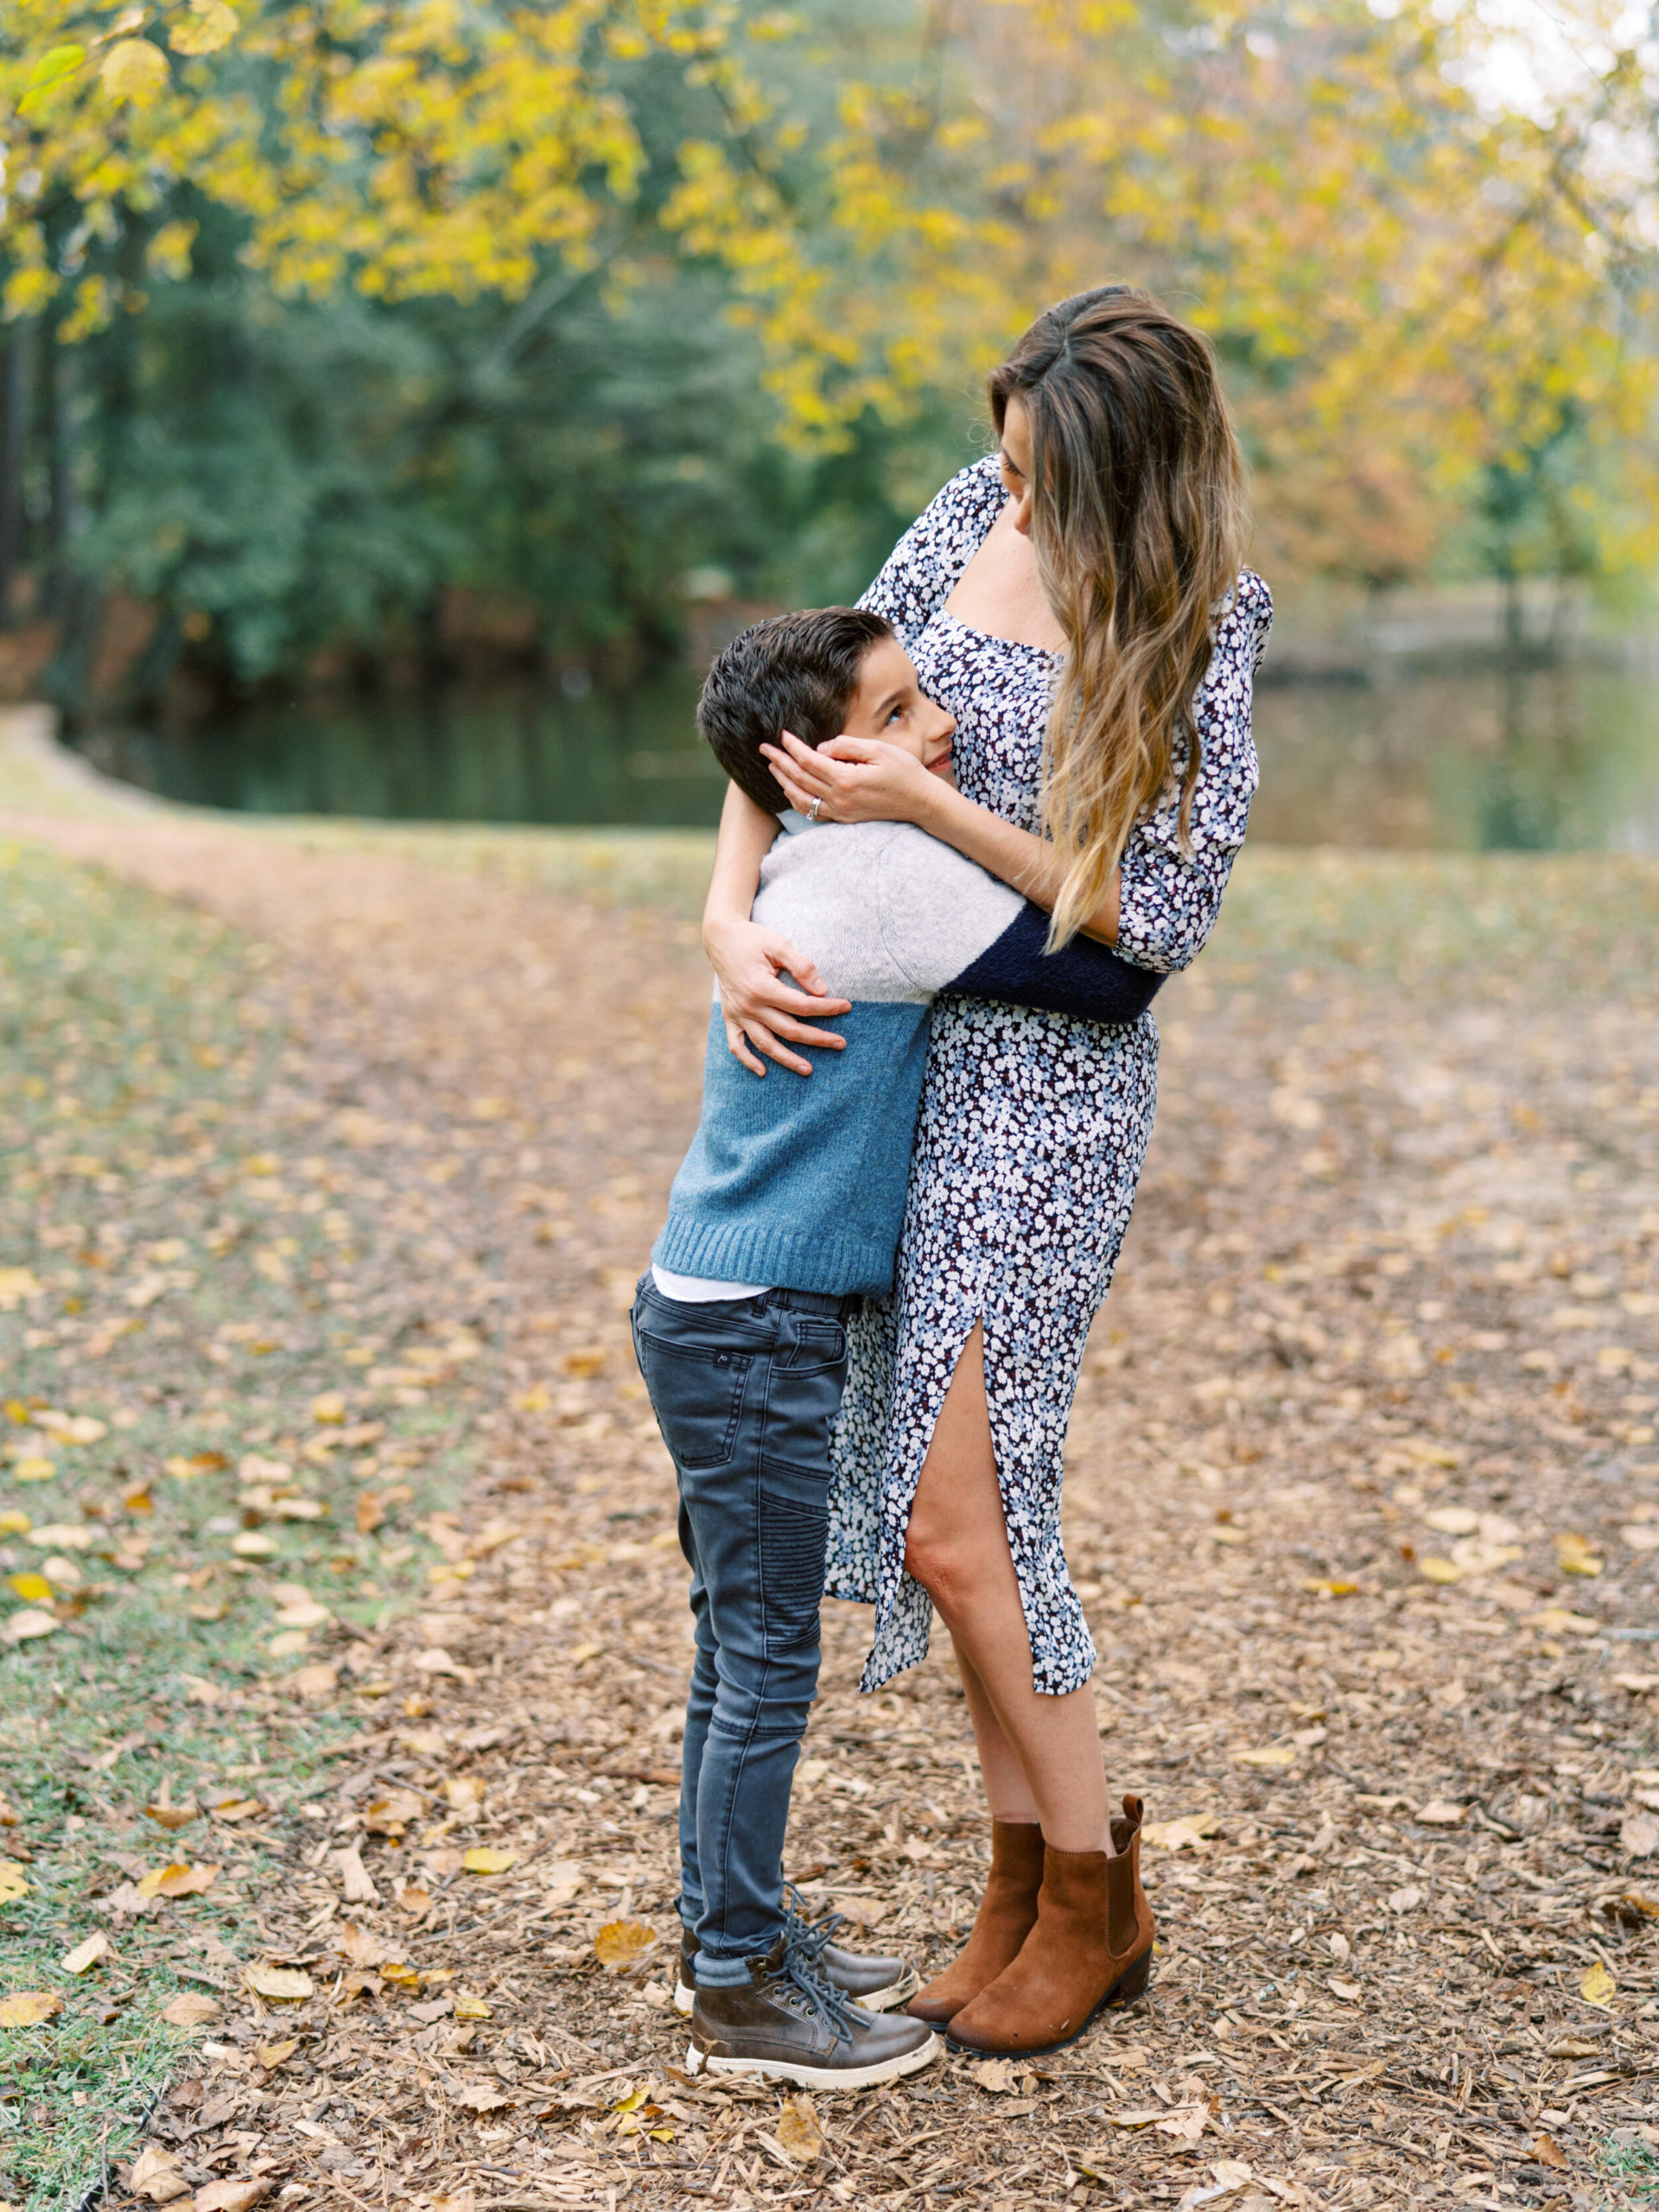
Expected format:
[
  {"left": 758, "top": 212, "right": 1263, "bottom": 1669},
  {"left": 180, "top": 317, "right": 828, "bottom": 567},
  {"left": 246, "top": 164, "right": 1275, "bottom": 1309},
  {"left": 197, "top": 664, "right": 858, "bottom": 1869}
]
[{"left": 823, "top": 454, "right": 1273, "bottom": 1696}]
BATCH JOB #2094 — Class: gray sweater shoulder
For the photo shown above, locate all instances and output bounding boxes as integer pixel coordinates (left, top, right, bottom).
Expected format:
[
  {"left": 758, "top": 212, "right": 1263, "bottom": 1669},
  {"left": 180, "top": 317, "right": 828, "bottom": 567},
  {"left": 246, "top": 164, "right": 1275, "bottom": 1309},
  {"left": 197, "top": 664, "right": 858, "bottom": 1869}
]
[{"left": 753, "top": 820, "right": 1020, "bottom": 1002}]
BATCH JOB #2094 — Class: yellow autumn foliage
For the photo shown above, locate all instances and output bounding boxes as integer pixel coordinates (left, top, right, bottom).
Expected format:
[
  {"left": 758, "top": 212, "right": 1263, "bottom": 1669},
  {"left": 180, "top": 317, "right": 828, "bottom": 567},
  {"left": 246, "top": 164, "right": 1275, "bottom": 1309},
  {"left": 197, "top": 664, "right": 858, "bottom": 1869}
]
[{"left": 3, "top": 1, "right": 1656, "bottom": 574}]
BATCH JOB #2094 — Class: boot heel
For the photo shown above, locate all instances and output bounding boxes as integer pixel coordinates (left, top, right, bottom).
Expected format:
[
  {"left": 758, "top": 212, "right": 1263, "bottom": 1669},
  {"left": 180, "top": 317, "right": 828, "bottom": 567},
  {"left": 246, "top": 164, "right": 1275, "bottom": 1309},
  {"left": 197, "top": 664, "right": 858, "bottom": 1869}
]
[{"left": 1107, "top": 1948, "right": 1152, "bottom": 2005}]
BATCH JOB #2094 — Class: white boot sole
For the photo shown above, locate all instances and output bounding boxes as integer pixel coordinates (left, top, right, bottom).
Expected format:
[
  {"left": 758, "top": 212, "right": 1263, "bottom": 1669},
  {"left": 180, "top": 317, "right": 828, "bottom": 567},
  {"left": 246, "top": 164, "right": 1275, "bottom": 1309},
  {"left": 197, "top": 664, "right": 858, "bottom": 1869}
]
[
  {"left": 674, "top": 1965, "right": 918, "bottom": 2018},
  {"left": 684, "top": 2028, "right": 939, "bottom": 2092}
]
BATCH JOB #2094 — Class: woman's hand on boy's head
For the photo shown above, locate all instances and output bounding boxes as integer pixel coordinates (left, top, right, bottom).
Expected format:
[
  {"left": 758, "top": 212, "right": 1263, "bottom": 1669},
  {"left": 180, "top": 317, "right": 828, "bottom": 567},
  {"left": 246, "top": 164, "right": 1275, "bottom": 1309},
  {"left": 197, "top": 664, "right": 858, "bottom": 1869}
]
[{"left": 763, "top": 730, "right": 937, "bottom": 827}]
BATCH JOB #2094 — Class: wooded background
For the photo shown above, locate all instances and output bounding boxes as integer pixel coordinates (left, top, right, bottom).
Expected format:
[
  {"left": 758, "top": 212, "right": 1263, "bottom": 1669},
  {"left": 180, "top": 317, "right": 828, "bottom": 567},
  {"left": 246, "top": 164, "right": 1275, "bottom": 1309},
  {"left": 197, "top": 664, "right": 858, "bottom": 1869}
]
[{"left": 2, "top": 0, "right": 1656, "bottom": 726}]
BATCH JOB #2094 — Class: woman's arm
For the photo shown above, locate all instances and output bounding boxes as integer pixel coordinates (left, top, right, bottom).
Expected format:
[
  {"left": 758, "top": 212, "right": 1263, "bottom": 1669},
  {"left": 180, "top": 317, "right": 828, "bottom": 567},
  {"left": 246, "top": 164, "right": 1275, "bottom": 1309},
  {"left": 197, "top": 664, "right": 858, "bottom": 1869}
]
[
  {"left": 760, "top": 734, "right": 1122, "bottom": 944},
  {"left": 702, "top": 783, "right": 852, "bottom": 1077}
]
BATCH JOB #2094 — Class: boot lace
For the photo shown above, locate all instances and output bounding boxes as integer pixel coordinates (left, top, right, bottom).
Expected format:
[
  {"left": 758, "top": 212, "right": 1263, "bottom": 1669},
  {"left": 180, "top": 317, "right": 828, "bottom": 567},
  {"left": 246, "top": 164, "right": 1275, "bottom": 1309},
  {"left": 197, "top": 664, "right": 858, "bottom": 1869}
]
[
  {"left": 781, "top": 1885, "right": 848, "bottom": 1967},
  {"left": 767, "top": 1904, "right": 859, "bottom": 2045}
]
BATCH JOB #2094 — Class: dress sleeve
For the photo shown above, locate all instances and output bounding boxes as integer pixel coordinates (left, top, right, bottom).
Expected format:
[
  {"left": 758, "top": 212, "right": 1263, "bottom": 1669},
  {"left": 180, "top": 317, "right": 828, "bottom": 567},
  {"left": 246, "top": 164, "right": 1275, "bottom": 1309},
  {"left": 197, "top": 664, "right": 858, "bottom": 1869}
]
[
  {"left": 858, "top": 455, "right": 1007, "bottom": 651},
  {"left": 1112, "top": 570, "right": 1273, "bottom": 975}
]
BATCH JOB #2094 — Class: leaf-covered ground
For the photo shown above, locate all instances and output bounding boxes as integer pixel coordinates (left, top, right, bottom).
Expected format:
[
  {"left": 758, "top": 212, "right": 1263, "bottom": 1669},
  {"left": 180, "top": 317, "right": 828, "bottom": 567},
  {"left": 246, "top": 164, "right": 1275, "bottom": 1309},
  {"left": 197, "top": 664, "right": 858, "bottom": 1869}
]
[{"left": 1, "top": 792, "right": 1656, "bottom": 2212}]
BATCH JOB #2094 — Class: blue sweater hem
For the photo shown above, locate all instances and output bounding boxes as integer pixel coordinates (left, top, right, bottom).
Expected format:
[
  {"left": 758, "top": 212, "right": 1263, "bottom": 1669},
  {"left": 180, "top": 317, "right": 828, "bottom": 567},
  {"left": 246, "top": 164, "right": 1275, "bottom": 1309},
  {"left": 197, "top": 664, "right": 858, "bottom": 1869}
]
[{"left": 652, "top": 1216, "right": 896, "bottom": 1300}]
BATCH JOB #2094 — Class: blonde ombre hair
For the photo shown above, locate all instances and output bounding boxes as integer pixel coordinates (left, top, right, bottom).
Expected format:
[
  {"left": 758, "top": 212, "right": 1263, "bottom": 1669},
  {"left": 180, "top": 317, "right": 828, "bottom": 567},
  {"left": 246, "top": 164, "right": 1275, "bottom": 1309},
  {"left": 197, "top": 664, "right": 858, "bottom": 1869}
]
[{"left": 988, "top": 288, "right": 1249, "bottom": 948}]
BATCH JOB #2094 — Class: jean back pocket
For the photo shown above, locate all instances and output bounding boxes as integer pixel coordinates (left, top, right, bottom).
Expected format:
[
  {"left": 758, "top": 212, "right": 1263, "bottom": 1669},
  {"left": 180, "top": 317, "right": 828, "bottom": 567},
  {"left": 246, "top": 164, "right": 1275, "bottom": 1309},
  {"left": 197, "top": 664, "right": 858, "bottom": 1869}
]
[{"left": 634, "top": 1330, "right": 750, "bottom": 1471}]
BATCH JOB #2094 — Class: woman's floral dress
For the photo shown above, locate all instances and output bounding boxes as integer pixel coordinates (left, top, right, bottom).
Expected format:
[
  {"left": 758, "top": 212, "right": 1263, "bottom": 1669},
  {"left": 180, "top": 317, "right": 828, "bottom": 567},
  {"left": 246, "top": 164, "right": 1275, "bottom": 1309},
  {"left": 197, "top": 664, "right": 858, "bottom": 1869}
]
[{"left": 823, "top": 454, "right": 1273, "bottom": 1695}]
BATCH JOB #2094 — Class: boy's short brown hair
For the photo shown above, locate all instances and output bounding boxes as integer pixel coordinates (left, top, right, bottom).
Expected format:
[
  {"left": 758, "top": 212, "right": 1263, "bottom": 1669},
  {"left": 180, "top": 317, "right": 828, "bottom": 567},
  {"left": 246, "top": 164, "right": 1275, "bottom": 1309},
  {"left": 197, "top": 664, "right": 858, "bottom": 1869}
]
[{"left": 697, "top": 607, "right": 894, "bottom": 815}]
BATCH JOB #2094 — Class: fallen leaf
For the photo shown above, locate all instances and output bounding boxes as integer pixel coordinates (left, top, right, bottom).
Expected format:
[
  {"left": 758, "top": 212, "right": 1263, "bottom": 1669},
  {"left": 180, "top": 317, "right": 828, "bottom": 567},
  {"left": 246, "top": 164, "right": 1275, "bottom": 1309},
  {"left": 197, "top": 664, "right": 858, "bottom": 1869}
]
[
  {"left": 454, "top": 1991, "right": 493, "bottom": 2019},
  {"left": 1423, "top": 1505, "right": 1479, "bottom": 1535},
  {"left": 3, "top": 1606, "right": 57, "bottom": 1642},
  {"left": 24, "top": 1522, "right": 89, "bottom": 1548},
  {"left": 137, "top": 1863, "right": 219, "bottom": 1899},
  {"left": 1143, "top": 1813, "right": 1224, "bottom": 1852},
  {"left": 363, "top": 1789, "right": 424, "bottom": 1836},
  {"left": 1533, "top": 2133, "right": 1569, "bottom": 2171},
  {"left": 562, "top": 1349, "right": 607, "bottom": 1377},
  {"left": 1414, "top": 1800, "right": 1467, "bottom": 1826},
  {"left": 448, "top": 2081, "right": 512, "bottom": 2112},
  {"left": 0, "top": 1990, "right": 60, "bottom": 2026},
  {"left": 160, "top": 1992, "right": 219, "bottom": 2025},
  {"left": 334, "top": 1923, "right": 385, "bottom": 1968},
  {"left": 1232, "top": 1745, "right": 1296, "bottom": 1767},
  {"left": 1417, "top": 1556, "right": 1463, "bottom": 1584},
  {"left": 144, "top": 1802, "right": 199, "bottom": 1833},
  {"left": 1385, "top": 1885, "right": 1423, "bottom": 1913},
  {"left": 244, "top": 1962, "right": 313, "bottom": 2001},
  {"left": 286, "top": 1663, "right": 338, "bottom": 1699},
  {"left": 774, "top": 2094, "right": 825, "bottom": 2160},
  {"left": 130, "top": 2144, "right": 190, "bottom": 2202},
  {"left": 1580, "top": 1960, "right": 1616, "bottom": 2006},
  {"left": 540, "top": 1859, "right": 584, "bottom": 1902},
  {"left": 0, "top": 1864, "right": 29, "bottom": 1904},
  {"left": 1156, "top": 2104, "right": 1211, "bottom": 2141},
  {"left": 1327, "top": 1976, "right": 1362, "bottom": 2000},
  {"left": 194, "top": 2182, "right": 273, "bottom": 2212},
  {"left": 335, "top": 1846, "right": 379, "bottom": 1903},
  {"left": 594, "top": 1918, "right": 656, "bottom": 1968},
  {"left": 1529, "top": 1607, "right": 1600, "bottom": 1637},
  {"left": 59, "top": 1932, "right": 108, "bottom": 1975},
  {"left": 445, "top": 1774, "right": 486, "bottom": 1815},
  {"left": 971, "top": 2057, "right": 1019, "bottom": 2094},
  {"left": 462, "top": 1847, "right": 517, "bottom": 1875},
  {"left": 206, "top": 1796, "right": 262, "bottom": 1822},
  {"left": 394, "top": 1882, "right": 433, "bottom": 1916},
  {"left": 230, "top": 1532, "right": 276, "bottom": 1559},
  {"left": 1621, "top": 1813, "right": 1659, "bottom": 1857},
  {"left": 255, "top": 2037, "right": 299, "bottom": 2069}
]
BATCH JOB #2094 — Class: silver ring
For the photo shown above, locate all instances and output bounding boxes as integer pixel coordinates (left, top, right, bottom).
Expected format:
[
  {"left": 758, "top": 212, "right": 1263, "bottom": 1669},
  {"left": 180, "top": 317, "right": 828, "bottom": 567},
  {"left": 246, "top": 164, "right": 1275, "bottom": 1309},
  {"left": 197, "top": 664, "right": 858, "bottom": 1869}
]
[{"left": 807, "top": 796, "right": 823, "bottom": 821}]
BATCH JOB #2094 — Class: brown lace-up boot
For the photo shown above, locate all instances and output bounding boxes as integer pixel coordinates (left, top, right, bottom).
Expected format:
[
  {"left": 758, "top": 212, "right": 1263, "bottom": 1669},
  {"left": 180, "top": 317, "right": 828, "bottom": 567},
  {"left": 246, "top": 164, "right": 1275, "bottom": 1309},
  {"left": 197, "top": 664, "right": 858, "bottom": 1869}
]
[
  {"left": 906, "top": 1820, "right": 1044, "bottom": 2025},
  {"left": 945, "top": 1796, "right": 1154, "bottom": 2056}
]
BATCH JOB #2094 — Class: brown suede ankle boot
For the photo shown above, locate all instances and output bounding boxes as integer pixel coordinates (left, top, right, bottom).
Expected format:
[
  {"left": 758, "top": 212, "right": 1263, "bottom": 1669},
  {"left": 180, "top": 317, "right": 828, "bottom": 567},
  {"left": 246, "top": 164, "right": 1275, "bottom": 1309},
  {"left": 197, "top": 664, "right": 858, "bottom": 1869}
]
[
  {"left": 906, "top": 1820, "right": 1045, "bottom": 2024},
  {"left": 945, "top": 1796, "right": 1154, "bottom": 2056}
]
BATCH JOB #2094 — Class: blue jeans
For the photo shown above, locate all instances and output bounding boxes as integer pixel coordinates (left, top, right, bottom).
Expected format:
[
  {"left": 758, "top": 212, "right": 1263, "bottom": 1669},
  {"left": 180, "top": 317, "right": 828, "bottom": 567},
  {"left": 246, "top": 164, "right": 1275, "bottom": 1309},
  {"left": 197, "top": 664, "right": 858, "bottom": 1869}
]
[{"left": 630, "top": 1276, "right": 851, "bottom": 1974}]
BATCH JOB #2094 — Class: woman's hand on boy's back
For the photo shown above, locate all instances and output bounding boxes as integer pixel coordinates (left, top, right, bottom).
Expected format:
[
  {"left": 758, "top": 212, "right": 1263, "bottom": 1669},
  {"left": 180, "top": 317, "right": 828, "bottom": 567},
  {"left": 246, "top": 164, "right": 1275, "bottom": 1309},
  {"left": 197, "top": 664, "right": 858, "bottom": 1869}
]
[
  {"left": 761, "top": 732, "right": 941, "bottom": 830},
  {"left": 704, "top": 914, "right": 851, "bottom": 1078}
]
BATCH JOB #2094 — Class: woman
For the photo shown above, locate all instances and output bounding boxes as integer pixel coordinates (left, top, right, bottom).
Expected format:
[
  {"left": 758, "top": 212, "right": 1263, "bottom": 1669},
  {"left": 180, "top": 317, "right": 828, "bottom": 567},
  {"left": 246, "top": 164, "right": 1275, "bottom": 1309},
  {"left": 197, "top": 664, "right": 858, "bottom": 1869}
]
[{"left": 702, "top": 286, "right": 1272, "bottom": 2056}]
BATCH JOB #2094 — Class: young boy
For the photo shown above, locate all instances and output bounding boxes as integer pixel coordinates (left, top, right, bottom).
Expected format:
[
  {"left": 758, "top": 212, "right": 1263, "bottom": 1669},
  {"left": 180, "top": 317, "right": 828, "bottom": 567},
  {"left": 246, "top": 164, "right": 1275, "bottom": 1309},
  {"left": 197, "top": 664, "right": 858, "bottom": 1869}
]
[{"left": 632, "top": 607, "right": 1162, "bottom": 2088}]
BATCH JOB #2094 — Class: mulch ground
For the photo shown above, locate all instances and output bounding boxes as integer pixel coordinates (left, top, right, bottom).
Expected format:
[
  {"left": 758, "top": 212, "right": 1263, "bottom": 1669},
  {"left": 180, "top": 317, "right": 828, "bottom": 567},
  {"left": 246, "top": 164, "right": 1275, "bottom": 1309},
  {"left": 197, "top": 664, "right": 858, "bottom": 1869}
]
[{"left": 8, "top": 811, "right": 1659, "bottom": 2212}]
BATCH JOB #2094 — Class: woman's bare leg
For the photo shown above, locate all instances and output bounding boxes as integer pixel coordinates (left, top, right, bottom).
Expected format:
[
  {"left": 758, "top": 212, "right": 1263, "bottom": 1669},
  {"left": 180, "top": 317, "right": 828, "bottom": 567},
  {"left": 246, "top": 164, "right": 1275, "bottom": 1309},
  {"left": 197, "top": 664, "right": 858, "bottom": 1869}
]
[
  {"left": 904, "top": 1325, "right": 1111, "bottom": 1855},
  {"left": 953, "top": 1643, "right": 1039, "bottom": 1824}
]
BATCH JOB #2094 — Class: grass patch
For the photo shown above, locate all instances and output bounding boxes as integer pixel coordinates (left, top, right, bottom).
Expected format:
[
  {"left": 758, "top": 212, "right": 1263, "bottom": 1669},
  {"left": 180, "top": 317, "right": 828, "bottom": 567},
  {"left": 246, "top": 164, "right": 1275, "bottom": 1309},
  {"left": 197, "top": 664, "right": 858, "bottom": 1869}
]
[
  {"left": 1597, "top": 2131, "right": 1659, "bottom": 2206},
  {"left": 1215, "top": 846, "right": 1659, "bottom": 994},
  {"left": 0, "top": 841, "right": 484, "bottom": 2209}
]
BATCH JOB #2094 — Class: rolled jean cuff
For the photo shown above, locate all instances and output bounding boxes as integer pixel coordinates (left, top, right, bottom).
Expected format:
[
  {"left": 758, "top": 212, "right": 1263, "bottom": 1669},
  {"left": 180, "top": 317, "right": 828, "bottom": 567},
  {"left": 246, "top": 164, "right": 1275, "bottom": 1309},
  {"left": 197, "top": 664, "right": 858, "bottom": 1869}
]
[{"left": 692, "top": 1950, "right": 754, "bottom": 1989}]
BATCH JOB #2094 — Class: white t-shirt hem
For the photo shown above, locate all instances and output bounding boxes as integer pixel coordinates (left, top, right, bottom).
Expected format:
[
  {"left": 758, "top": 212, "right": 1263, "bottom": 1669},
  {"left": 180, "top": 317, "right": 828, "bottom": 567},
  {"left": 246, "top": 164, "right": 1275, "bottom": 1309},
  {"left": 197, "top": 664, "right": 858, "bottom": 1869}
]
[{"left": 650, "top": 1263, "right": 771, "bottom": 1304}]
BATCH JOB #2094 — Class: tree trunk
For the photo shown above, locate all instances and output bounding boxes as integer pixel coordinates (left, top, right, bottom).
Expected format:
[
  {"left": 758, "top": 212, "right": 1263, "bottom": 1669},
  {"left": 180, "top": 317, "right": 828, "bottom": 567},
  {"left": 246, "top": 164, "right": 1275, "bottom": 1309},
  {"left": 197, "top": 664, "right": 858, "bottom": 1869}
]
[
  {"left": 0, "top": 321, "right": 33, "bottom": 632},
  {"left": 44, "top": 335, "right": 78, "bottom": 624}
]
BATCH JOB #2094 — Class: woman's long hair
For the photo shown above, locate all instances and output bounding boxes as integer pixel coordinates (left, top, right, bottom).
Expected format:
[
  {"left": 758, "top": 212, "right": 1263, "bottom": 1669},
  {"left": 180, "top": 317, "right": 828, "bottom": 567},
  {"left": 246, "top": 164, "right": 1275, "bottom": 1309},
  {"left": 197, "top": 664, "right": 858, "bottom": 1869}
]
[{"left": 988, "top": 287, "right": 1249, "bottom": 947}]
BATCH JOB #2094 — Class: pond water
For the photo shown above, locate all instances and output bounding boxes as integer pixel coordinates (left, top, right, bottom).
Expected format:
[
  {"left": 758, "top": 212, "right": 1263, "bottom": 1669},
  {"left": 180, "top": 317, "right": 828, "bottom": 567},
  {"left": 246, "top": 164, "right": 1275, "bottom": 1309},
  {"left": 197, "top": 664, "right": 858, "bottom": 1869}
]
[{"left": 86, "top": 652, "right": 1659, "bottom": 851}]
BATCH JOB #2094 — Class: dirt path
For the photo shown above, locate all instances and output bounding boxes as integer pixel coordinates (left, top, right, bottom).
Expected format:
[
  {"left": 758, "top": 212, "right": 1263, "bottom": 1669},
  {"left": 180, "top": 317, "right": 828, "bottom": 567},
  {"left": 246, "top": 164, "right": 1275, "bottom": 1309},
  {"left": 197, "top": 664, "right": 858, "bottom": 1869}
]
[{"left": 10, "top": 809, "right": 1659, "bottom": 2212}]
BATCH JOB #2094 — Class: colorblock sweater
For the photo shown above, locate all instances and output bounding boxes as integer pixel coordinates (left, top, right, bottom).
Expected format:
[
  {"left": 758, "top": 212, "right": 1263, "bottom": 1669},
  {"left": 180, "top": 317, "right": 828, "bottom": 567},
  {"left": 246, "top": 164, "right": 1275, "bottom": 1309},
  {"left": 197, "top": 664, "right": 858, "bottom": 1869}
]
[{"left": 652, "top": 815, "right": 1164, "bottom": 1298}]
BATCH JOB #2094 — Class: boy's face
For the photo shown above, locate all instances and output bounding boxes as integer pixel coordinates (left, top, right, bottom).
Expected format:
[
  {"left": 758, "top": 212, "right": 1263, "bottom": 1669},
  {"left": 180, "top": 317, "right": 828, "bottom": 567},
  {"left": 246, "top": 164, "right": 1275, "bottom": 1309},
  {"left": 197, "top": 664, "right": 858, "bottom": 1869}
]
[{"left": 840, "top": 638, "right": 957, "bottom": 785}]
